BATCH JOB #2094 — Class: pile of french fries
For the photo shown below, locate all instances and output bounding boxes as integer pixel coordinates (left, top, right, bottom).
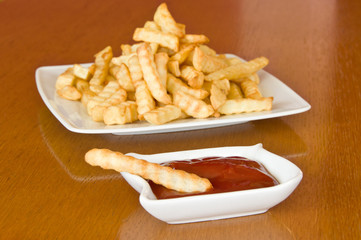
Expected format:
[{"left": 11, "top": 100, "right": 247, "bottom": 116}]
[{"left": 56, "top": 3, "right": 273, "bottom": 125}]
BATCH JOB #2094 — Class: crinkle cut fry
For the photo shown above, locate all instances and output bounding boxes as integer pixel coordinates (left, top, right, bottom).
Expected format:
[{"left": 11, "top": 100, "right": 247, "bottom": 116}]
[{"left": 85, "top": 149, "right": 213, "bottom": 193}]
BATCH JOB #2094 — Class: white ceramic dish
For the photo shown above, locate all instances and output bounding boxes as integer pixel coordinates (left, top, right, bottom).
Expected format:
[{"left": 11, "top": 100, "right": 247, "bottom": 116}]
[
  {"left": 35, "top": 54, "right": 310, "bottom": 135},
  {"left": 121, "top": 144, "right": 303, "bottom": 224}
]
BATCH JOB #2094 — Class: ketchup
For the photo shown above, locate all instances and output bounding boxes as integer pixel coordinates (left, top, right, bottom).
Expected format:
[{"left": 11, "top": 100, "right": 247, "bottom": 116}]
[{"left": 149, "top": 156, "right": 279, "bottom": 199}]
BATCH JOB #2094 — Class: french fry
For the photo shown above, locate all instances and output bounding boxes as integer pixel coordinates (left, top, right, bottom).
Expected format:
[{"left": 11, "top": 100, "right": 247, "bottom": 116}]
[
  {"left": 85, "top": 148, "right": 212, "bottom": 193},
  {"left": 240, "top": 78, "right": 262, "bottom": 99},
  {"left": 89, "top": 46, "right": 113, "bottom": 85},
  {"left": 143, "top": 105, "right": 182, "bottom": 125},
  {"left": 144, "top": 20, "right": 161, "bottom": 31},
  {"left": 180, "top": 65, "right": 204, "bottom": 89},
  {"left": 170, "top": 44, "right": 196, "bottom": 64},
  {"left": 81, "top": 89, "right": 96, "bottom": 107},
  {"left": 137, "top": 43, "right": 172, "bottom": 104},
  {"left": 75, "top": 79, "right": 89, "bottom": 93},
  {"left": 205, "top": 57, "right": 269, "bottom": 81},
  {"left": 134, "top": 80, "right": 156, "bottom": 117},
  {"left": 120, "top": 44, "right": 132, "bottom": 55},
  {"left": 167, "top": 60, "right": 181, "bottom": 77},
  {"left": 73, "top": 64, "right": 91, "bottom": 80},
  {"left": 109, "top": 63, "right": 135, "bottom": 92},
  {"left": 167, "top": 73, "right": 209, "bottom": 99},
  {"left": 173, "top": 90, "right": 214, "bottom": 119},
  {"left": 192, "top": 47, "right": 228, "bottom": 73},
  {"left": 55, "top": 67, "right": 75, "bottom": 90},
  {"left": 180, "top": 34, "right": 209, "bottom": 44},
  {"left": 210, "top": 79, "right": 230, "bottom": 110},
  {"left": 127, "top": 54, "right": 143, "bottom": 87},
  {"left": 57, "top": 85, "right": 81, "bottom": 101},
  {"left": 133, "top": 28, "right": 179, "bottom": 52},
  {"left": 228, "top": 82, "right": 244, "bottom": 99},
  {"left": 103, "top": 101, "right": 138, "bottom": 125},
  {"left": 218, "top": 97, "right": 273, "bottom": 114},
  {"left": 153, "top": 3, "right": 185, "bottom": 38},
  {"left": 154, "top": 52, "right": 169, "bottom": 88}
]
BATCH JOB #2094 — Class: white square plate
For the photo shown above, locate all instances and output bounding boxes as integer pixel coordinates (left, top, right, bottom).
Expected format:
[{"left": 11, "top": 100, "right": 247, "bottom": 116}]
[
  {"left": 35, "top": 54, "right": 310, "bottom": 135},
  {"left": 122, "top": 144, "right": 303, "bottom": 224}
]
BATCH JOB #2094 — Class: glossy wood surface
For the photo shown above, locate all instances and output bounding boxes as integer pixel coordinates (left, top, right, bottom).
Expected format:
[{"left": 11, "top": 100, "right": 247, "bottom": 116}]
[{"left": 1, "top": 0, "right": 360, "bottom": 239}]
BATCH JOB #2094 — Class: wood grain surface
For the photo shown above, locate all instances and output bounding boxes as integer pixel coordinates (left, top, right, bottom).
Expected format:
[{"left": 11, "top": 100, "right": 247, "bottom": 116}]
[{"left": 1, "top": 0, "right": 360, "bottom": 239}]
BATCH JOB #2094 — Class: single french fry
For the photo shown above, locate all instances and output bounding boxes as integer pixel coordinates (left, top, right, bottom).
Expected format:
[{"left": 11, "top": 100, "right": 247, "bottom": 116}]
[
  {"left": 133, "top": 28, "right": 179, "bottom": 52},
  {"left": 104, "top": 101, "right": 138, "bottom": 125},
  {"left": 240, "top": 78, "right": 262, "bottom": 99},
  {"left": 167, "top": 73, "right": 209, "bottom": 99},
  {"left": 89, "top": 84, "right": 104, "bottom": 94},
  {"left": 73, "top": 64, "right": 91, "bottom": 80},
  {"left": 111, "top": 54, "right": 132, "bottom": 66},
  {"left": 81, "top": 89, "right": 97, "bottom": 107},
  {"left": 85, "top": 148, "right": 212, "bottom": 193},
  {"left": 57, "top": 85, "right": 82, "bottom": 101},
  {"left": 205, "top": 57, "right": 269, "bottom": 81},
  {"left": 154, "top": 52, "right": 169, "bottom": 88},
  {"left": 218, "top": 97, "right": 273, "bottom": 114},
  {"left": 180, "top": 34, "right": 209, "bottom": 44},
  {"left": 180, "top": 65, "right": 204, "bottom": 89},
  {"left": 137, "top": 43, "right": 172, "bottom": 104},
  {"left": 192, "top": 47, "right": 228, "bottom": 73},
  {"left": 228, "top": 82, "right": 244, "bottom": 99},
  {"left": 173, "top": 90, "right": 214, "bottom": 119},
  {"left": 55, "top": 67, "right": 75, "bottom": 90},
  {"left": 109, "top": 63, "right": 135, "bottom": 92},
  {"left": 121, "top": 44, "right": 132, "bottom": 55},
  {"left": 89, "top": 46, "right": 113, "bottom": 85},
  {"left": 157, "top": 46, "right": 176, "bottom": 56},
  {"left": 127, "top": 54, "right": 143, "bottom": 87},
  {"left": 144, "top": 20, "right": 161, "bottom": 31},
  {"left": 134, "top": 80, "right": 156, "bottom": 117},
  {"left": 143, "top": 105, "right": 182, "bottom": 125},
  {"left": 167, "top": 60, "right": 181, "bottom": 77},
  {"left": 153, "top": 3, "right": 185, "bottom": 38},
  {"left": 170, "top": 44, "right": 196, "bottom": 64},
  {"left": 210, "top": 79, "right": 230, "bottom": 110},
  {"left": 75, "top": 79, "right": 89, "bottom": 93}
]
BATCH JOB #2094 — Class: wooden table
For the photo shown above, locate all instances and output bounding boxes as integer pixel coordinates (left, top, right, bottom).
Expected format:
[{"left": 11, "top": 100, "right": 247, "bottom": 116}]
[{"left": 1, "top": 0, "right": 360, "bottom": 239}]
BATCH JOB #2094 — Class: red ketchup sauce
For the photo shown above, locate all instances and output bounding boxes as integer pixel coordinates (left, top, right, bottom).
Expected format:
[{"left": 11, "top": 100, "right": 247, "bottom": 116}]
[{"left": 149, "top": 156, "right": 279, "bottom": 199}]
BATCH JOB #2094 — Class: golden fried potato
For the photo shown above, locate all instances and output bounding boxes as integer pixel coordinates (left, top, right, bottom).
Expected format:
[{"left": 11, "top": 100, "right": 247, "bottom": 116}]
[
  {"left": 109, "top": 63, "right": 135, "bottom": 92},
  {"left": 205, "top": 57, "right": 269, "bottom": 81},
  {"left": 167, "top": 60, "right": 181, "bottom": 77},
  {"left": 55, "top": 67, "right": 75, "bottom": 90},
  {"left": 154, "top": 52, "right": 169, "bottom": 88},
  {"left": 192, "top": 47, "right": 228, "bottom": 73},
  {"left": 134, "top": 80, "right": 156, "bottom": 117},
  {"left": 173, "top": 90, "right": 214, "bottom": 119},
  {"left": 103, "top": 101, "right": 138, "bottom": 125},
  {"left": 227, "top": 82, "right": 244, "bottom": 99},
  {"left": 240, "top": 78, "right": 262, "bottom": 99},
  {"left": 73, "top": 64, "right": 91, "bottom": 80},
  {"left": 153, "top": 3, "right": 185, "bottom": 38},
  {"left": 137, "top": 43, "right": 172, "bottom": 104},
  {"left": 57, "top": 85, "right": 81, "bottom": 101},
  {"left": 133, "top": 28, "right": 179, "bottom": 52},
  {"left": 180, "top": 34, "right": 209, "bottom": 44},
  {"left": 180, "top": 65, "right": 204, "bottom": 89},
  {"left": 143, "top": 105, "right": 182, "bottom": 125},
  {"left": 89, "top": 46, "right": 113, "bottom": 85},
  {"left": 218, "top": 97, "right": 273, "bottom": 114},
  {"left": 85, "top": 148, "right": 212, "bottom": 193},
  {"left": 167, "top": 73, "right": 209, "bottom": 99}
]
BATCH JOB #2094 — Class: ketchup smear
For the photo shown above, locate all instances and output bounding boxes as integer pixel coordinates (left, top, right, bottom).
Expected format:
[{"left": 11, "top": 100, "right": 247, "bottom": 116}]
[{"left": 149, "top": 156, "right": 279, "bottom": 199}]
